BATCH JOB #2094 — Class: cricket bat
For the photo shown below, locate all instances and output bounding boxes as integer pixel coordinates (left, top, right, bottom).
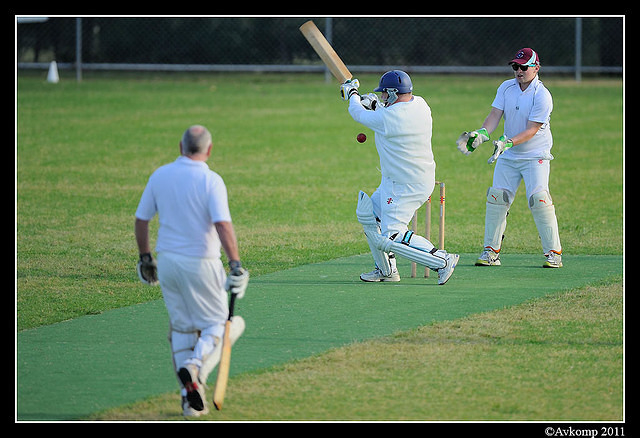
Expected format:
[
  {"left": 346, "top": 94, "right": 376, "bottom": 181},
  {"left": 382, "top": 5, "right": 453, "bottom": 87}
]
[
  {"left": 212, "top": 292, "right": 237, "bottom": 410},
  {"left": 299, "top": 20, "right": 352, "bottom": 83}
]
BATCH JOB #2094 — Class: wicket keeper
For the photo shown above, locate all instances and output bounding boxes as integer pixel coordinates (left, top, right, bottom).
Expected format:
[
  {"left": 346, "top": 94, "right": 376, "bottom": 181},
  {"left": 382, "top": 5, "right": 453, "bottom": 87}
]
[{"left": 456, "top": 48, "right": 563, "bottom": 268}]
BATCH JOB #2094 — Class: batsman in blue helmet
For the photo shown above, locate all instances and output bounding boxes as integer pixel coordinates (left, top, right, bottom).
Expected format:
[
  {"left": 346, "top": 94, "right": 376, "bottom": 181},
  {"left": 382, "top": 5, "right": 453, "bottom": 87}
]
[{"left": 341, "top": 71, "right": 460, "bottom": 285}]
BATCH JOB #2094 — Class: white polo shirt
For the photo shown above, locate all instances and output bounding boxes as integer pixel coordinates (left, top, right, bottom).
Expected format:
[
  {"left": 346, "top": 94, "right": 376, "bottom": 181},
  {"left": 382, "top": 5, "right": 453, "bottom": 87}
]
[
  {"left": 492, "top": 75, "right": 554, "bottom": 160},
  {"left": 348, "top": 94, "right": 435, "bottom": 184},
  {"left": 135, "top": 156, "right": 231, "bottom": 258}
]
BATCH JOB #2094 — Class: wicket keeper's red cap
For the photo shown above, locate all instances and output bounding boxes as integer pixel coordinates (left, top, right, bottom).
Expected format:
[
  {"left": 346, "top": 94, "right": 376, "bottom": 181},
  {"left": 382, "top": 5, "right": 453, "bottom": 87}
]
[{"left": 509, "top": 48, "right": 540, "bottom": 66}]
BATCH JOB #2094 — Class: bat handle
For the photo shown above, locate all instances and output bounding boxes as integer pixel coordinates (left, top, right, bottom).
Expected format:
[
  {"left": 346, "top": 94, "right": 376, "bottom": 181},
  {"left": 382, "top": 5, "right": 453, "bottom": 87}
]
[{"left": 228, "top": 291, "right": 237, "bottom": 320}]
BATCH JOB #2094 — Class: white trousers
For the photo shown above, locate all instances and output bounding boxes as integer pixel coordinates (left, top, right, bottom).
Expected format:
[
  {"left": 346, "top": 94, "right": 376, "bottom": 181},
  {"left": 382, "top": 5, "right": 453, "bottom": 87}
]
[
  {"left": 157, "top": 252, "right": 228, "bottom": 334},
  {"left": 492, "top": 157, "right": 551, "bottom": 200},
  {"left": 487, "top": 157, "right": 561, "bottom": 254},
  {"left": 371, "top": 176, "right": 434, "bottom": 237}
]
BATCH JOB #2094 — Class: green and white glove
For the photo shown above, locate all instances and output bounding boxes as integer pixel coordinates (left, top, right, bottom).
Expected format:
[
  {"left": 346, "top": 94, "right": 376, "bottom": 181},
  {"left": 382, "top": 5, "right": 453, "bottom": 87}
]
[
  {"left": 456, "top": 128, "right": 490, "bottom": 155},
  {"left": 488, "top": 136, "right": 514, "bottom": 164}
]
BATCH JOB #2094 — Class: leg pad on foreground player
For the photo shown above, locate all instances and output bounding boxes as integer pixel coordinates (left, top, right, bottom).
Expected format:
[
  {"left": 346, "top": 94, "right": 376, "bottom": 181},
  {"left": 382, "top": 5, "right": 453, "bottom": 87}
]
[
  {"left": 198, "top": 316, "right": 245, "bottom": 384},
  {"left": 172, "top": 317, "right": 245, "bottom": 416},
  {"left": 356, "top": 190, "right": 391, "bottom": 276},
  {"left": 170, "top": 316, "right": 245, "bottom": 386},
  {"left": 529, "top": 191, "right": 562, "bottom": 258},
  {"left": 170, "top": 330, "right": 207, "bottom": 415},
  {"left": 170, "top": 330, "right": 199, "bottom": 375}
]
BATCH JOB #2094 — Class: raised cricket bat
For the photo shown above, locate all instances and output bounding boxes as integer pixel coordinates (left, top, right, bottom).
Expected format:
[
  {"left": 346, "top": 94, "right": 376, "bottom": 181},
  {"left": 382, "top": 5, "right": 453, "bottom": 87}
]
[
  {"left": 212, "top": 292, "right": 237, "bottom": 410},
  {"left": 299, "top": 20, "right": 352, "bottom": 83}
]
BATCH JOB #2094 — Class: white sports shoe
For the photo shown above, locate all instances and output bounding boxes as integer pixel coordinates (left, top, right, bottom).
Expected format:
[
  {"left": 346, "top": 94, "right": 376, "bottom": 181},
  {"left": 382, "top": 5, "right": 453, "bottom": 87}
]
[
  {"left": 182, "top": 395, "right": 209, "bottom": 417},
  {"left": 437, "top": 253, "right": 460, "bottom": 285},
  {"left": 543, "top": 252, "right": 563, "bottom": 268},
  {"left": 360, "top": 267, "right": 401, "bottom": 282},
  {"left": 475, "top": 248, "right": 501, "bottom": 266}
]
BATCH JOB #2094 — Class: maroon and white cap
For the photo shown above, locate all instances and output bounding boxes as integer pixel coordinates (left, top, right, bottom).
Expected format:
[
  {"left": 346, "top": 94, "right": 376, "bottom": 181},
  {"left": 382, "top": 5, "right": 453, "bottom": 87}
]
[{"left": 509, "top": 48, "right": 540, "bottom": 66}]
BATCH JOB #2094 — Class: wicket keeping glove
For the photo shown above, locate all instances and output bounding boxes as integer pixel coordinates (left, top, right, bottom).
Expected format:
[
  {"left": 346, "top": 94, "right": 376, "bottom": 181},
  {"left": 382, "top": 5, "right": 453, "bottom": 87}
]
[
  {"left": 225, "top": 260, "right": 249, "bottom": 299},
  {"left": 340, "top": 78, "right": 360, "bottom": 101},
  {"left": 137, "top": 253, "right": 159, "bottom": 286},
  {"left": 488, "top": 136, "right": 513, "bottom": 164},
  {"left": 456, "top": 128, "right": 490, "bottom": 155}
]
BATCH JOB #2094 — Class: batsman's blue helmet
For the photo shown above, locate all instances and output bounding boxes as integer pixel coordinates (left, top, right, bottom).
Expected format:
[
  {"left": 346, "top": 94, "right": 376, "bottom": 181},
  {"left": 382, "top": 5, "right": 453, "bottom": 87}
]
[{"left": 374, "top": 70, "right": 413, "bottom": 94}]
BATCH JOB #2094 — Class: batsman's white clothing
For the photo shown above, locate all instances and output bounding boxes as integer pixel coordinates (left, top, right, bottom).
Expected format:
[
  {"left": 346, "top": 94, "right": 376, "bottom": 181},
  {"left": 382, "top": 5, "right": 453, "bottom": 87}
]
[
  {"left": 349, "top": 94, "right": 435, "bottom": 237},
  {"left": 135, "top": 155, "right": 233, "bottom": 370},
  {"left": 349, "top": 94, "right": 435, "bottom": 184},
  {"left": 349, "top": 93, "right": 456, "bottom": 279},
  {"left": 370, "top": 177, "right": 432, "bottom": 237}
]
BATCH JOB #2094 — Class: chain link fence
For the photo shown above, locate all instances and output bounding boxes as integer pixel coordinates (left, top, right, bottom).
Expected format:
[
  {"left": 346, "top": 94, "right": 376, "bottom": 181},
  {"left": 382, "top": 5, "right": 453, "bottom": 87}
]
[{"left": 17, "top": 16, "right": 623, "bottom": 80}]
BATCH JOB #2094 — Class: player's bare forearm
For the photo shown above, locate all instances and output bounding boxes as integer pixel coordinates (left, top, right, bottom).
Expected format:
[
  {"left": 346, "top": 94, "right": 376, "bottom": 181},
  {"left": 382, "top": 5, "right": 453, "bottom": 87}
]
[
  {"left": 215, "top": 221, "right": 241, "bottom": 263},
  {"left": 482, "top": 108, "right": 503, "bottom": 135},
  {"left": 509, "top": 121, "right": 543, "bottom": 146},
  {"left": 135, "top": 218, "right": 152, "bottom": 255}
]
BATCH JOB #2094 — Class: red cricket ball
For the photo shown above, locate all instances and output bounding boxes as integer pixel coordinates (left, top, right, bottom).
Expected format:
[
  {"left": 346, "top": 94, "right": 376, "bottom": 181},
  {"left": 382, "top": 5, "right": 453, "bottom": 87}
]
[{"left": 357, "top": 133, "right": 367, "bottom": 143}]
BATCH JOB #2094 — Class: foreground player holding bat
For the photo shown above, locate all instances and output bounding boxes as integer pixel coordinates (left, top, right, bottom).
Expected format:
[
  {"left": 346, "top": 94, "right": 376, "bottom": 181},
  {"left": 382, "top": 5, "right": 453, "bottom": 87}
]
[{"left": 135, "top": 125, "right": 249, "bottom": 417}]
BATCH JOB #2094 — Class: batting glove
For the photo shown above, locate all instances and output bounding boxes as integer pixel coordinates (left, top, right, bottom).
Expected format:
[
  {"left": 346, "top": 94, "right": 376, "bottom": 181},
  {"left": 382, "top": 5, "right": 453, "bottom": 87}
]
[
  {"left": 456, "top": 128, "right": 490, "bottom": 155},
  {"left": 340, "top": 78, "right": 360, "bottom": 101},
  {"left": 360, "top": 93, "right": 379, "bottom": 110},
  {"left": 225, "top": 260, "right": 249, "bottom": 299},
  {"left": 137, "top": 253, "right": 159, "bottom": 286},
  {"left": 488, "top": 136, "right": 513, "bottom": 164}
]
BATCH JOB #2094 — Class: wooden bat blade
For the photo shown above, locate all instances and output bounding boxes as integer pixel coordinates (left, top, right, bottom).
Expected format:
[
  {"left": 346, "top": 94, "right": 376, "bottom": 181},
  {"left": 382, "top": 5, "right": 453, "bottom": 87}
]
[
  {"left": 299, "top": 20, "right": 352, "bottom": 83},
  {"left": 212, "top": 319, "right": 232, "bottom": 410}
]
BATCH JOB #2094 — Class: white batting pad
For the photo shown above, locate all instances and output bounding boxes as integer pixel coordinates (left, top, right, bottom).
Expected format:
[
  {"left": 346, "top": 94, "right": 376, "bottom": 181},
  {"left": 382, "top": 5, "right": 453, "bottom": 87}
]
[
  {"left": 380, "top": 231, "right": 446, "bottom": 270},
  {"left": 356, "top": 191, "right": 391, "bottom": 276},
  {"left": 199, "top": 316, "right": 245, "bottom": 384}
]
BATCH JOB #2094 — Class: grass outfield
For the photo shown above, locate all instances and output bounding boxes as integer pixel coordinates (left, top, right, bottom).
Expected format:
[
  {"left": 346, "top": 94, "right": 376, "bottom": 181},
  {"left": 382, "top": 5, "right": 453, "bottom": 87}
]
[{"left": 16, "top": 72, "right": 623, "bottom": 421}]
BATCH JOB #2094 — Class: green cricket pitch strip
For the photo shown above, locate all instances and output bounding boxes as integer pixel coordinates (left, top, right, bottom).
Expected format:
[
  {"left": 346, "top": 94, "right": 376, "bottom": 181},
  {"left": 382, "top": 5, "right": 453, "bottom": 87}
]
[{"left": 17, "top": 253, "right": 622, "bottom": 420}]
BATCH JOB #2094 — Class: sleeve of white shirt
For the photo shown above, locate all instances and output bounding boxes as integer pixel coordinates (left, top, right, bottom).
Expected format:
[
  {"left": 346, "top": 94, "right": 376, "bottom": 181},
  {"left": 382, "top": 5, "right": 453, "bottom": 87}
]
[
  {"left": 208, "top": 173, "right": 232, "bottom": 224},
  {"left": 348, "top": 95, "right": 385, "bottom": 132},
  {"left": 528, "top": 87, "right": 553, "bottom": 124},
  {"left": 491, "top": 80, "right": 510, "bottom": 111},
  {"left": 135, "top": 178, "right": 157, "bottom": 221}
]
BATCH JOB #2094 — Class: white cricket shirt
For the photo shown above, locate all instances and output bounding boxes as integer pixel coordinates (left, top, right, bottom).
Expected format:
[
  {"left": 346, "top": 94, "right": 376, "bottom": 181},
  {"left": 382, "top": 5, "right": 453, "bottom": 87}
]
[
  {"left": 135, "top": 156, "right": 232, "bottom": 258},
  {"left": 492, "top": 75, "right": 554, "bottom": 160},
  {"left": 349, "top": 95, "right": 435, "bottom": 184}
]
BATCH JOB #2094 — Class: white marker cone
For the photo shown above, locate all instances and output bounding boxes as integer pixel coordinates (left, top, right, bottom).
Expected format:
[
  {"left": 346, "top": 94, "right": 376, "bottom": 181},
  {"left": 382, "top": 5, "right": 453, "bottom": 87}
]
[{"left": 47, "top": 61, "right": 59, "bottom": 83}]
